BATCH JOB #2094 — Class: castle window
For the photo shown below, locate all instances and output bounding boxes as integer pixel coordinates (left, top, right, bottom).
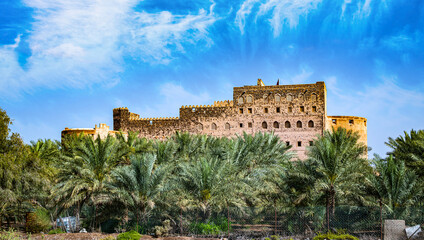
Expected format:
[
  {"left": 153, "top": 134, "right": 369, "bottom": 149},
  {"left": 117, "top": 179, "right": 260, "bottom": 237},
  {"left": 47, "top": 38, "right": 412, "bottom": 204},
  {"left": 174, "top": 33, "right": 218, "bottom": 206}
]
[
  {"left": 298, "top": 141, "right": 302, "bottom": 147},
  {"left": 275, "top": 94, "right": 281, "bottom": 102},
  {"left": 238, "top": 97, "right": 244, "bottom": 104},
  {"left": 286, "top": 141, "right": 290, "bottom": 146},
  {"left": 240, "top": 123, "right": 243, "bottom": 128},
  {"left": 273, "top": 121, "right": 279, "bottom": 128},
  {"left": 287, "top": 94, "right": 293, "bottom": 102},
  {"left": 248, "top": 122, "right": 252, "bottom": 128},
  {"left": 248, "top": 108, "right": 252, "bottom": 114},
  {"left": 349, "top": 119, "right": 354, "bottom": 124},
  {"left": 332, "top": 119, "right": 337, "bottom": 124},
  {"left": 276, "top": 107, "right": 280, "bottom": 113},
  {"left": 309, "top": 141, "right": 314, "bottom": 146},
  {"left": 239, "top": 108, "right": 243, "bottom": 114},
  {"left": 211, "top": 123, "right": 217, "bottom": 130},
  {"left": 298, "top": 94, "right": 304, "bottom": 101},
  {"left": 300, "top": 106, "right": 305, "bottom": 112},
  {"left": 311, "top": 93, "right": 317, "bottom": 101},
  {"left": 198, "top": 124, "right": 203, "bottom": 130},
  {"left": 297, "top": 121, "right": 302, "bottom": 128},
  {"left": 149, "top": 120, "right": 153, "bottom": 125},
  {"left": 288, "top": 107, "right": 292, "bottom": 113},
  {"left": 247, "top": 95, "right": 253, "bottom": 103},
  {"left": 308, "top": 120, "right": 314, "bottom": 128},
  {"left": 312, "top": 106, "right": 317, "bottom": 112},
  {"left": 264, "top": 108, "right": 268, "bottom": 113},
  {"left": 262, "top": 121, "right": 268, "bottom": 129},
  {"left": 192, "top": 108, "right": 196, "bottom": 112},
  {"left": 285, "top": 121, "right": 291, "bottom": 128},
  {"left": 225, "top": 123, "right": 230, "bottom": 130}
]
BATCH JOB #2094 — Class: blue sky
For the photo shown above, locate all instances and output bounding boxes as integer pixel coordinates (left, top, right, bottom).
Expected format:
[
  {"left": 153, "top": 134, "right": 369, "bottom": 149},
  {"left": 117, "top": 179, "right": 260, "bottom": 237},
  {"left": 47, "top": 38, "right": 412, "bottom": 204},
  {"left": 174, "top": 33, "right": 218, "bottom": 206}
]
[{"left": 1, "top": 0, "right": 423, "bottom": 157}]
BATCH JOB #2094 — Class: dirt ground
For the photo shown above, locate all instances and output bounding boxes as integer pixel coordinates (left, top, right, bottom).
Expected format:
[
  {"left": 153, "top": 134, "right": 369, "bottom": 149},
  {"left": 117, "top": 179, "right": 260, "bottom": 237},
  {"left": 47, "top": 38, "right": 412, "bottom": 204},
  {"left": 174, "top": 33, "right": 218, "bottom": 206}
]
[{"left": 20, "top": 233, "right": 222, "bottom": 240}]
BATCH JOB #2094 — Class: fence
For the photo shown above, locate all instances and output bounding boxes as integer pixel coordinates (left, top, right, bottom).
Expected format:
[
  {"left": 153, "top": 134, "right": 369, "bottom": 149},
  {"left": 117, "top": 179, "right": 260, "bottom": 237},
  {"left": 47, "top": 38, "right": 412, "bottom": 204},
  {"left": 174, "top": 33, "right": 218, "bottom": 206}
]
[{"left": 140, "top": 206, "right": 424, "bottom": 239}]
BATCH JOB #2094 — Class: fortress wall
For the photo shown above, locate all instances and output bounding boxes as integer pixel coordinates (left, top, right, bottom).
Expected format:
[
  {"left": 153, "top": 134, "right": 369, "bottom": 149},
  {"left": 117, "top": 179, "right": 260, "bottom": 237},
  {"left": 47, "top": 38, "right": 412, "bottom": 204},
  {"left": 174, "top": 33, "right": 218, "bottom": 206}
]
[
  {"left": 111, "top": 81, "right": 367, "bottom": 160},
  {"left": 326, "top": 116, "right": 368, "bottom": 147}
]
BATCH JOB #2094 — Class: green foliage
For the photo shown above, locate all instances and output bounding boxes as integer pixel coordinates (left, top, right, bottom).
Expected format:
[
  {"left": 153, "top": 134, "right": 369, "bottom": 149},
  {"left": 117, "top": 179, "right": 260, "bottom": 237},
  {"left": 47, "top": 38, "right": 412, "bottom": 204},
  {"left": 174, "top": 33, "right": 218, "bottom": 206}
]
[
  {"left": 48, "top": 228, "right": 65, "bottom": 234},
  {"left": 116, "top": 230, "right": 141, "bottom": 240},
  {"left": 100, "top": 236, "right": 116, "bottom": 240},
  {"left": 313, "top": 231, "right": 359, "bottom": 240},
  {"left": 189, "top": 217, "right": 231, "bottom": 235},
  {"left": 26, "top": 207, "right": 51, "bottom": 233},
  {"left": 0, "top": 229, "right": 21, "bottom": 240}
]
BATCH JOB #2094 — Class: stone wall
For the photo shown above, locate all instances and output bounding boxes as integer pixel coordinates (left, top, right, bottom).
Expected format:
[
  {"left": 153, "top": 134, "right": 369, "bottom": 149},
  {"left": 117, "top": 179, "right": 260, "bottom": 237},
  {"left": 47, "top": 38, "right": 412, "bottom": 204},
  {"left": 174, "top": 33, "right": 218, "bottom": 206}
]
[{"left": 112, "top": 81, "right": 367, "bottom": 159}]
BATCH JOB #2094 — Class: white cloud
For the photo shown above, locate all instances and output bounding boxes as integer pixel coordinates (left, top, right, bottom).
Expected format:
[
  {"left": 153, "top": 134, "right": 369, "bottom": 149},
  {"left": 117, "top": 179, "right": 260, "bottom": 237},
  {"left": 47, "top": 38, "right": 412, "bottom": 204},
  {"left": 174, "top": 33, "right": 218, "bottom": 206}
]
[
  {"left": 0, "top": 0, "right": 217, "bottom": 96},
  {"left": 325, "top": 75, "right": 424, "bottom": 156},
  {"left": 235, "top": 0, "right": 322, "bottom": 36}
]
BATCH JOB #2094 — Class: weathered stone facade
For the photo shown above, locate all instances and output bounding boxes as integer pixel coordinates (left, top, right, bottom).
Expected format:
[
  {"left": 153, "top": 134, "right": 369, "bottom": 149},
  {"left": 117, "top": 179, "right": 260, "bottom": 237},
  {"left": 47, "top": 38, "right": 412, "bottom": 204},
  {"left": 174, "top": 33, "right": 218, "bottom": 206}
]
[
  {"left": 113, "top": 80, "right": 367, "bottom": 159},
  {"left": 62, "top": 123, "right": 126, "bottom": 140}
]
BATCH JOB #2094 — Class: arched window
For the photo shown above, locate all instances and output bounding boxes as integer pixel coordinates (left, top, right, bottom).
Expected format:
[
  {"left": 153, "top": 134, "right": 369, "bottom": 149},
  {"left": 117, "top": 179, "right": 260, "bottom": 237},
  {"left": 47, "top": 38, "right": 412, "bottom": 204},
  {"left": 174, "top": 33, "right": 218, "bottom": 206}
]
[
  {"left": 287, "top": 94, "right": 293, "bottom": 102},
  {"left": 297, "top": 121, "right": 302, "bottom": 128},
  {"left": 311, "top": 93, "right": 317, "bottom": 101},
  {"left": 273, "top": 121, "right": 279, "bottom": 128},
  {"left": 198, "top": 124, "right": 203, "bottom": 130},
  {"left": 225, "top": 123, "right": 230, "bottom": 130},
  {"left": 275, "top": 94, "right": 281, "bottom": 102},
  {"left": 285, "top": 121, "right": 291, "bottom": 128},
  {"left": 211, "top": 123, "right": 217, "bottom": 130},
  {"left": 308, "top": 120, "right": 314, "bottom": 128},
  {"left": 238, "top": 97, "right": 244, "bottom": 104},
  {"left": 298, "top": 94, "right": 304, "bottom": 101},
  {"left": 246, "top": 95, "right": 253, "bottom": 103},
  {"left": 262, "top": 121, "right": 268, "bottom": 129}
]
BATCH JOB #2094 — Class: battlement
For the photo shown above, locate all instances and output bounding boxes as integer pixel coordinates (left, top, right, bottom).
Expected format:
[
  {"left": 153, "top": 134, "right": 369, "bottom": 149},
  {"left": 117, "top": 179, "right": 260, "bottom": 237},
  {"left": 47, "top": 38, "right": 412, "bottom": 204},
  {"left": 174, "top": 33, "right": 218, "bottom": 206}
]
[{"left": 110, "top": 79, "right": 366, "bottom": 159}]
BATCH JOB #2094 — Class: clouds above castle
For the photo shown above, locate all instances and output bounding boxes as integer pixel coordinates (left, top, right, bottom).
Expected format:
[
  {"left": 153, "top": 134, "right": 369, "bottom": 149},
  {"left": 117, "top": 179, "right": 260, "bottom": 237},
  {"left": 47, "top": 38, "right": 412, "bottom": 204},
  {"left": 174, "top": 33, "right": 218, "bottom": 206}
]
[{"left": 0, "top": 0, "right": 423, "bottom": 156}]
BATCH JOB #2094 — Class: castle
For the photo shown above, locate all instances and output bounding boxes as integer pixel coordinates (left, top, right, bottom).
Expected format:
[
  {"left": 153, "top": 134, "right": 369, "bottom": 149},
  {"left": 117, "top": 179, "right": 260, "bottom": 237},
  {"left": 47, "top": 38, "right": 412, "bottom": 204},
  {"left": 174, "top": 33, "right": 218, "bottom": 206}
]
[{"left": 111, "top": 80, "right": 367, "bottom": 159}]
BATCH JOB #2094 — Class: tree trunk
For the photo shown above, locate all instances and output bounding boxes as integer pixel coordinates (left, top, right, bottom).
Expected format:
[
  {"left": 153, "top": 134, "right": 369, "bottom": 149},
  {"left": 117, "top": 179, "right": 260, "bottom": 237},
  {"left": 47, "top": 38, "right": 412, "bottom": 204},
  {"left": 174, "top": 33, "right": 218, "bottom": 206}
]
[
  {"left": 180, "top": 208, "right": 183, "bottom": 234},
  {"left": 326, "top": 192, "right": 330, "bottom": 232}
]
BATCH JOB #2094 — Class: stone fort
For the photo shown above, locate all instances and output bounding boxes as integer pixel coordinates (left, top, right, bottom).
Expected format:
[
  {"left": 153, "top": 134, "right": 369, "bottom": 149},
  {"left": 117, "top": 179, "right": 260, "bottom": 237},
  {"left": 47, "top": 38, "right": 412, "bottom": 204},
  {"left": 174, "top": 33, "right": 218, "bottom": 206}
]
[{"left": 112, "top": 80, "right": 367, "bottom": 159}]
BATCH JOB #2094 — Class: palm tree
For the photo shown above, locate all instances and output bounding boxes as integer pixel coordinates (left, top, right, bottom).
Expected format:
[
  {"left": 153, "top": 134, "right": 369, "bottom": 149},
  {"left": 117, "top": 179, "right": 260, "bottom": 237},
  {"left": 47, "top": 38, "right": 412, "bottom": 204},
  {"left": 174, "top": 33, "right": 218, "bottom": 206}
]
[
  {"left": 386, "top": 129, "right": 424, "bottom": 178},
  {"left": 366, "top": 155, "right": 420, "bottom": 219},
  {"left": 177, "top": 157, "right": 245, "bottom": 221},
  {"left": 52, "top": 135, "right": 127, "bottom": 231},
  {"left": 308, "top": 127, "right": 369, "bottom": 230},
  {"left": 108, "top": 153, "right": 170, "bottom": 227},
  {"left": 116, "top": 131, "right": 154, "bottom": 164}
]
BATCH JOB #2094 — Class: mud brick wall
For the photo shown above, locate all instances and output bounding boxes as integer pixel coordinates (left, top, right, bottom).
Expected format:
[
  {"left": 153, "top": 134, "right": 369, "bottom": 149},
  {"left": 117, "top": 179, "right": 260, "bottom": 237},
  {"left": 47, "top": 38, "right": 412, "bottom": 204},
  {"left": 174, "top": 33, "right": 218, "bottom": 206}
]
[{"left": 112, "top": 81, "right": 367, "bottom": 159}]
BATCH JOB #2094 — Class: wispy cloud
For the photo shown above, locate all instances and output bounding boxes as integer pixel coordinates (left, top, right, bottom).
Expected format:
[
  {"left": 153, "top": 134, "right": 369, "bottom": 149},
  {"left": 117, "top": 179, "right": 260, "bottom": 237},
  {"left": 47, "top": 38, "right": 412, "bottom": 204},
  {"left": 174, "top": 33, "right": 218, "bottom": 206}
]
[
  {"left": 0, "top": 0, "right": 217, "bottom": 96},
  {"left": 326, "top": 75, "right": 424, "bottom": 155},
  {"left": 235, "top": 0, "right": 322, "bottom": 36}
]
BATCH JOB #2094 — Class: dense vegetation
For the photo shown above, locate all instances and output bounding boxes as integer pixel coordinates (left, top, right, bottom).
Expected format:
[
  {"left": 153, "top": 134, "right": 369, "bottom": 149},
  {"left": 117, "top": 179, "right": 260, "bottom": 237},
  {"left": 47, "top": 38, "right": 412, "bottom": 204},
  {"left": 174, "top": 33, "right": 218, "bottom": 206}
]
[{"left": 1, "top": 107, "right": 423, "bottom": 236}]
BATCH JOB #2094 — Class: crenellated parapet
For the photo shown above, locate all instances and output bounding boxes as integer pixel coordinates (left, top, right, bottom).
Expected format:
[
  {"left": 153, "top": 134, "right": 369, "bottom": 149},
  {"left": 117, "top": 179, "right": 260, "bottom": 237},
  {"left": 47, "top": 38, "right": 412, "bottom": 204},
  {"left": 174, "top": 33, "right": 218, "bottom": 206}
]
[{"left": 110, "top": 80, "right": 367, "bottom": 159}]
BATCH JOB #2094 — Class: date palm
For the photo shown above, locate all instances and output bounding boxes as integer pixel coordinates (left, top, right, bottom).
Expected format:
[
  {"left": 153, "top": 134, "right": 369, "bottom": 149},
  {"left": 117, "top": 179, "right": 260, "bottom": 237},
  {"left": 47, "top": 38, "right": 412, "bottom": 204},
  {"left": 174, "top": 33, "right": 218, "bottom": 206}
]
[
  {"left": 178, "top": 157, "right": 245, "bottom": 220},
  {"left": 52, "top": 134, "right": 127, "bottom": 230},
  {"left": 308, "top": 127, "right": 368, "bottom": 229},
  {"left": 366, "top": 155, "right": 420, "bottom": 218},
  {"left": 108, "top": 153, "right": 170, "bottom": 226},
  {"left": 386, "top": 129, "right": 424, "bottom": 178}
]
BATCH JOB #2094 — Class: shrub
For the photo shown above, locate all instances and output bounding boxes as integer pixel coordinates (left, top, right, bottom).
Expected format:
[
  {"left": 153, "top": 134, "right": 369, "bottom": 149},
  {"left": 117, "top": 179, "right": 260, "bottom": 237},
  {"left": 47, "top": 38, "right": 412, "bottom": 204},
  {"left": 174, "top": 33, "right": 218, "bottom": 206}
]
[
  {"left": 116, "top": 230, "right": 141, "bottom": 240},
  {"left": 48, "top": 228, "right": 65, "bottom": 234},
  {"left": 0, "top": 229, "right": 21, "bottom": 240},
  {"left": 25, "top": 207, "right": 52, "bottom": 233},
  {"left": 189, "top": 217, "right": 231, "bottom": 235},
  {"left": 100, "top": 236, "right": 116, "bottom": 240},
  {"left": 314, "top": 232, "right": 359, "bottom": 240}
]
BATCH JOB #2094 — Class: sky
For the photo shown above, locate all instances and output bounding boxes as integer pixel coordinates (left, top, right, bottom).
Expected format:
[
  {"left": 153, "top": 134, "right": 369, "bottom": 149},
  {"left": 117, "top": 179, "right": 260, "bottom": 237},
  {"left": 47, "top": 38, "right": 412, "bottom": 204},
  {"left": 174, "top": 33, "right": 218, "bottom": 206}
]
[{"left": 0, "top": 0, "right": 423, "bottom": 157}]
